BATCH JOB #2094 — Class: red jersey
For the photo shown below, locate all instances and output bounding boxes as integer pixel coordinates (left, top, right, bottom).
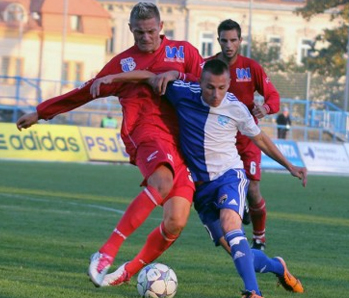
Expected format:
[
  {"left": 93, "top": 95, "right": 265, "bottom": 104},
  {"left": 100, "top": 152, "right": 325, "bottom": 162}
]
[
  {"left": 37, "top": 36, "right": 203, "bottom": 158},
  {"left": 206, "top": 54, "right": 280, "bottom": 121}
]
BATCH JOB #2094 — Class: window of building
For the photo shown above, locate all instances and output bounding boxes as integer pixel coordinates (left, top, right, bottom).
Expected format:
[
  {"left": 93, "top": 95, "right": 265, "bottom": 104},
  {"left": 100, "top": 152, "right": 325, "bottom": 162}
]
[
  {"left": 15, "top": 58, "right": 22, "bottom": 76},
  {"left": 74, "top": 62, "right": 83, "bottom": 87},
  {"left": 62, "top": 61, "right": 84, "bottom": 86},
  {"left": 298, "top": 39, "right": 313, "bottom": 64},
  {"left": 70, "top": 15, "right": 82, "bottom": 32},
  {"left": 1, "top": 57, "right": 10, "bottom": 77},
  {"left": 241, "top": 36, "right": 249, "bottom": 56},
  {"left": 62, "top": 62, "right": 69, "bottom": 83},
  {"left": 164, "top": 29, "right": 174, "bottom": 40},
  {"left": 200, "top": 32, "right": 214, "bottom": 58},
  {"left": 0, "top": 56, "right": 23, "bottom": 83},
  {"left": 106, "top": 27, "right": 116, "bottom": 54},
  {"left": 3, "top": 3, "right": 26, "bottom": 23},
  {"left": 163, "top": 22, "right": 175, "bottom": 40},
  {"left": 268, "top": 36, "right": 281, "bottom": 61}
]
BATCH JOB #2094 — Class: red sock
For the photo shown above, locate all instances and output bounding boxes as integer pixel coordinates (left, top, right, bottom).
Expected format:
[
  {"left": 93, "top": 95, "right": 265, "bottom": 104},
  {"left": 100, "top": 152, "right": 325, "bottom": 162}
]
[
  {"left": 249, "top": 198, "right": 266, "bottom": 242},
  {"left": 125, "top": 222, "right": 179, "bottom": 276},
  {"left": 100, "top": 186, "right": 163, "bottom": 258}
]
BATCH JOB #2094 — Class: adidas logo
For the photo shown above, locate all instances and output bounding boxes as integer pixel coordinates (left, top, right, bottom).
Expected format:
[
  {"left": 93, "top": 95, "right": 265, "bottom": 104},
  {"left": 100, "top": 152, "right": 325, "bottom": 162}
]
[
  {"left": 233, "top": 250, "right": 245, "bottom": 260},
  {"left": 228, "top": 199, "right": 238, "bottom": 206}
]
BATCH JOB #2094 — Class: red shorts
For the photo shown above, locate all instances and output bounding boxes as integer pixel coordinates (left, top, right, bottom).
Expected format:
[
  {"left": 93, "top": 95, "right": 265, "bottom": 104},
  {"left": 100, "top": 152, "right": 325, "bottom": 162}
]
[
  {"left": 236, "top": 132, "right": 261, "bottom": 181},
  {"left": 135, "top": 140, "right": 195, "bottom": 204}
]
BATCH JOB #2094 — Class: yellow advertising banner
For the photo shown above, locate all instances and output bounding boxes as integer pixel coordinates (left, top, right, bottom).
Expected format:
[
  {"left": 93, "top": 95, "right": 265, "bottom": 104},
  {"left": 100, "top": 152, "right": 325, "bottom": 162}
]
[
  {"left": 0, "top": 123, "right": 88, "bottom": 162},
  {"left": 79, "top": 127, "right": 129, "bottom": 162}
]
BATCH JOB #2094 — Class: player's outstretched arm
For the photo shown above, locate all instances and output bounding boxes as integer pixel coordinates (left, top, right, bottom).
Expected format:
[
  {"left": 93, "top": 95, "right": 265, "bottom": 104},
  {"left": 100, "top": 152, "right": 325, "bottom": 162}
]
[
  {"left": 90, "top": 71, "right": 155, "bottom": 98},
  {"left": 251, "top": 131, "right": 307, "bottom": 187},
  {"left": 16, "top": 112, "right": 39, "bottom": 131}
]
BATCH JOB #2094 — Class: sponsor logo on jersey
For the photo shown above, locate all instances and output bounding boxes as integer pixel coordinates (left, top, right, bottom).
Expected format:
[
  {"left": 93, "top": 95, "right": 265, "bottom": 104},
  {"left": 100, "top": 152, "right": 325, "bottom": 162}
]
[
  {"left": 120, "top": 57, "right": 136, "bottom": 72},
  {"left": 164, "top": 46, "right": 185, "bottom": 62},
  {"left": 218, "top": 115, "right": 230, "bottom": 126},
  {"left": 218, "top": 194, "right": 228, "bottom": 205},
  {"left": 236, "top": 67, "right": 251, "bottom": 82},
  {"left": 147, "top": 150, "right": 159, "bottom": 162}
]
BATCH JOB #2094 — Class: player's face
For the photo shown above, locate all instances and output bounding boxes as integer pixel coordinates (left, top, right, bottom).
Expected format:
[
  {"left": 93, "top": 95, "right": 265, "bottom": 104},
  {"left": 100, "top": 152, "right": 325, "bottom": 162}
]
[
  {"left": 200, "top": 71, "right": 230, "bottom": 107},
  {"left": 218, "top": 29, "right": 242, "bottom": 61},
  {"left": 129, "top": 17, "right": 163, "bottom": 53}
]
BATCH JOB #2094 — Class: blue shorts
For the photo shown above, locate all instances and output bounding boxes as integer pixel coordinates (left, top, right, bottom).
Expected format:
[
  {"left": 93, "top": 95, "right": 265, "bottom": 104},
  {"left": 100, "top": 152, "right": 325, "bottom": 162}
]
[{"left": 194, "top": 169, "right": 249, "bottom": 246}]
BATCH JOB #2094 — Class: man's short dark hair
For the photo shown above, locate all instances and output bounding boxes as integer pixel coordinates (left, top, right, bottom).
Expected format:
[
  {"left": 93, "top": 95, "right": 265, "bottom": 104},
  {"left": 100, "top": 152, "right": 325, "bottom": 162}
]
[
  {"left": 217, "top": 19, "right": 241, "bottom": 39},
  {"left": 202, "top": 59, "right": 229, "bottom": 76},
  {"left": 130, "top": 2, "right": 161, "bottom": 23}
]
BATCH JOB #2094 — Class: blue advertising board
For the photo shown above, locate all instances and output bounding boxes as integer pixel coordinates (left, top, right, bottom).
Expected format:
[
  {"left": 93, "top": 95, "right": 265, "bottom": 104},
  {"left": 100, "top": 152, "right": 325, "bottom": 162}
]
[{"left": 261, "top": 140, "right": 305, "bottom": 169}]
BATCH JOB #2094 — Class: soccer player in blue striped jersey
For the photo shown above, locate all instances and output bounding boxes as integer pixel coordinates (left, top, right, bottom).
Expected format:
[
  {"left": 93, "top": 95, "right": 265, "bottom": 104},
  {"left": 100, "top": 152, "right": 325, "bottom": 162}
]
[
  {"left": 162, "top": 60, "right": 306, "bottom": 298},
  {"left": 91, "top": 60, "right": 306, "bottom": 297}
]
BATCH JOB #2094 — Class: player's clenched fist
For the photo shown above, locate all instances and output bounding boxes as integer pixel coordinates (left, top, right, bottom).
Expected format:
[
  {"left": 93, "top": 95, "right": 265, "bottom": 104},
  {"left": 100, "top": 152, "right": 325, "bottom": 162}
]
[{"left": 16, "top": 112, "right": 39, "bottom": 131}]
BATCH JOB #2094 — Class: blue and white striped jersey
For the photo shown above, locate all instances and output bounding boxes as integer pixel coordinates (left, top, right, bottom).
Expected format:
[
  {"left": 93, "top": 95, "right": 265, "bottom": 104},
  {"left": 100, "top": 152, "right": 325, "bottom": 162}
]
[{"left": 165, "top": 80, "right": 261, "bottom": 182}]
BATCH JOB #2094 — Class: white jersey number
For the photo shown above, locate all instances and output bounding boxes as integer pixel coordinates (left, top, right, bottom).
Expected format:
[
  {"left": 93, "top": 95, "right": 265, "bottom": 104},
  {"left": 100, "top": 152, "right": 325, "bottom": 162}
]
[{"left": 250, "top": 161, "right": 257, "bottom": 175}]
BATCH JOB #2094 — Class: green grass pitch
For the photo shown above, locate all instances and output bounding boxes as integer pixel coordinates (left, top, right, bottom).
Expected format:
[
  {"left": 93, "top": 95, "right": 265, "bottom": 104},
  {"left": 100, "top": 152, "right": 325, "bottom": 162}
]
[{"left": 0, "top": 160, "right": 348, "bottom": 298}]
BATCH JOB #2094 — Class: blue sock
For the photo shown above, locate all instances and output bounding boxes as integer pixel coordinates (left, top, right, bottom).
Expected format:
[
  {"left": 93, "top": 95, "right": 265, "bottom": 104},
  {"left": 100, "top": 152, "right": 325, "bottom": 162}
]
[
  {"left": 225, "top": 229, "right": 261, "bottom": 295},
  {"left": 252, "top": 249, "right": 284, "bottom": 276}
]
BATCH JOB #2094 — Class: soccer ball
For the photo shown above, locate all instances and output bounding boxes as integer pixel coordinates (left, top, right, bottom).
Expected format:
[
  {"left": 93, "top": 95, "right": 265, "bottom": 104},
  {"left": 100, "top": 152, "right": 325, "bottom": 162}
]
[{"left": 137, "top": 263, "right": 178, "bottom": 298}]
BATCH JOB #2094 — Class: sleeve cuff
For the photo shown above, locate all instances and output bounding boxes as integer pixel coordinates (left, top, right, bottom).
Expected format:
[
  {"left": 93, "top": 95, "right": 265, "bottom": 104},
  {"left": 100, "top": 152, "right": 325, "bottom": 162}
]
[{"left": 263, "top": 104, "right": 270, "bottom": 114}]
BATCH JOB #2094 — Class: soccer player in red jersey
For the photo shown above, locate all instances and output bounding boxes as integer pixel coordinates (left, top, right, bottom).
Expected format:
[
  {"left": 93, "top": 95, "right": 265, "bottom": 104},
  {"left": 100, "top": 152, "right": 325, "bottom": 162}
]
[
  {"left": 206, "top": 19, "right": 280, "bottom": 250},
  {"left": 16, "top": 2, "right": 203, "bottom": 287}
]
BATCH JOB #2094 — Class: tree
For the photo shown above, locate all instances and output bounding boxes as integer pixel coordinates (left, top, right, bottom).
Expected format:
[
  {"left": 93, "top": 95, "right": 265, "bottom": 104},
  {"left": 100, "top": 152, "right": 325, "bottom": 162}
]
[
  {"left": 250, "top": 38, "right": 304, "bottom": 73},
  {"left": 296, "top": 0, "right": 349, "bottom": 77},
  {"left": 296, "top": 0, "right": 349, "bottom": 21},
  {"left": 250, "top": 39, "right": 308, "bottom": 101}
]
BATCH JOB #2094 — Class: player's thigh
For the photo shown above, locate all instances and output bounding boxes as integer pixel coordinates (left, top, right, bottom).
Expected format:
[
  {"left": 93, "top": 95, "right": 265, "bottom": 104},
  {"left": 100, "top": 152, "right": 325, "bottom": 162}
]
[
  {"left": 136, "top": 141, "right": 177, "bottom": 195},
  {"left": 147, "top": 165, "right": 174, "bottom": 196},
  {"left": 166, "top": 161, "right": 194, "bottom": 204},
  {"left": 214, "top": 169, "right": 248, "bottom": 228},
  {"left": 214, "top": 170, "right": 247, "bottom": 211}
]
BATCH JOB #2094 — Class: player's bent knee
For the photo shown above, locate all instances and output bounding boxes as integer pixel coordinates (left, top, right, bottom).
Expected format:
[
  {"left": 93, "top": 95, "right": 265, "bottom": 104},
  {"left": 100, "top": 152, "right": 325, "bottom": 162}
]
[{"left": 163, "top": 215, "right": 187, "bottom": 235}]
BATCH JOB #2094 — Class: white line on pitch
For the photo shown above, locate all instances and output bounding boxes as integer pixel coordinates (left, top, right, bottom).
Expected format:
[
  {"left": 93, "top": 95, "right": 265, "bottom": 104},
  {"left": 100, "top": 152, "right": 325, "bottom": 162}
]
[{"left": 0, "top": 193, "right": 163, "bottom": 220}]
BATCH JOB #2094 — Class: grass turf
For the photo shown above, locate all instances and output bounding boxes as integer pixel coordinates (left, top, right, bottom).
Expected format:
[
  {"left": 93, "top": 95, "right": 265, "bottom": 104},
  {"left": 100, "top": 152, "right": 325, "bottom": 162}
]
[{"left": 0, "top": 160, "right": 348, "bottom": 298}]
